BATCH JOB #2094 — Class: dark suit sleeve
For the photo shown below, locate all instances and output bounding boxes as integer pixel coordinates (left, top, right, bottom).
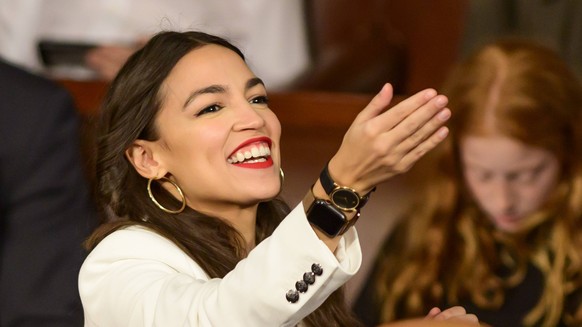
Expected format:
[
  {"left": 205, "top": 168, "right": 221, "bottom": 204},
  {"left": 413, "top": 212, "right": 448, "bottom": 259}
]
[{"left": 0, "top": 62, "right": 96, "bottom": 327}]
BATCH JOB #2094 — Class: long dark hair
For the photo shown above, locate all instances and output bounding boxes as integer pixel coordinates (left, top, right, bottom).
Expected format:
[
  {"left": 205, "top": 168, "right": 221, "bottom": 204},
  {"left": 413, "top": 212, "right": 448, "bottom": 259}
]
[{"left": 85, "top": 31, "right": 360, "bottom": 327}]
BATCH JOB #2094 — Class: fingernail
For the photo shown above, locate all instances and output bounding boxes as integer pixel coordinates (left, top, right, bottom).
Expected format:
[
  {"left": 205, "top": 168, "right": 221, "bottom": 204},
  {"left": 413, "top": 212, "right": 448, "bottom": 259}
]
[
  {"left": 435, "top": 95, "right": 448, "bottom": 107},
  {"left": 437, "top": 127, "right": 449, "bottom": 138},
  {"left": 438, "top": 109, "right": 451, "bottom": 121},
  {"left": 424, "top": 89, "right": 437, "bottom": 99}
]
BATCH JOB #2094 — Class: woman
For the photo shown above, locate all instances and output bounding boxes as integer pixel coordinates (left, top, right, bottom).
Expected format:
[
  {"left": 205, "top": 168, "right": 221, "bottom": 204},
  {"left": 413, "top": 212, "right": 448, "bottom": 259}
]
[
  {"left": 77, "top": 31, "right": 466, "bottom": 326},
  {"left": 353, "top": 39, "right": 582, "bottom": 326}
]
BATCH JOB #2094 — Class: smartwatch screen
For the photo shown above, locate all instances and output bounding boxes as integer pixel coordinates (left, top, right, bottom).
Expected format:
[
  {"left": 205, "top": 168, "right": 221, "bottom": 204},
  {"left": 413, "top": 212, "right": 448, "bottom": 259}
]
[{"left": 307, "top": 199, "right": 347, "bottom": 237}]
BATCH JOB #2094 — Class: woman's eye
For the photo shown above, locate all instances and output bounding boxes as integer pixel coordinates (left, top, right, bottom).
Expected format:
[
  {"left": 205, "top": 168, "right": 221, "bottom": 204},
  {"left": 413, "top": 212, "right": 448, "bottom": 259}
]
[
  {"left": 470, "top": 170, "right": 492, "bottom": 182},
  {"left": 514, "top": 168, "right": 540, "bottom": 183},
  {"left": 511, "top": 163, "right": 546, "bottom": 183},
  {"left": 477, "top": 173, "right": 493, "bottom": 182},
  {"left": 515, "top": 173, "right": 535, "bottom": 183},
  {"left": 196, "top": 104, "right": 223, "bottom": 116},
  {"left": 249, "top": 95, "right": 269, "bottom": 105}
]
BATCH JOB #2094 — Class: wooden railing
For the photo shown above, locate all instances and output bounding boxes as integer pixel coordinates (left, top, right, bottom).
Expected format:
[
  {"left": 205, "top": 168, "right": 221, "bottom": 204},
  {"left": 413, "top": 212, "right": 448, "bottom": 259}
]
[{"left": 57, "top": 79, "right": 109, "bottom": 116}]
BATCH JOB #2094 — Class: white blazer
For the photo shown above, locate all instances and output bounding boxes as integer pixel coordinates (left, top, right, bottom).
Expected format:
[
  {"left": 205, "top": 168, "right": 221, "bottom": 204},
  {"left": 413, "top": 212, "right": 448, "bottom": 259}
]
[{"left": 79, "top": 203, "right": 362, "bottom": 326}]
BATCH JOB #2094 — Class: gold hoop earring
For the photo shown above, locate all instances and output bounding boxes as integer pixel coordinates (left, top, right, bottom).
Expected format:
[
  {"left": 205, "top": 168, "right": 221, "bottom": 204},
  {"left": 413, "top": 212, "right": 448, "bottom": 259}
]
[
  {"left": 147, "top": 177, "right": 186, "bottom": 214},
  {"left": 279, "top": 167, "right": 285, "bottom": 185}
]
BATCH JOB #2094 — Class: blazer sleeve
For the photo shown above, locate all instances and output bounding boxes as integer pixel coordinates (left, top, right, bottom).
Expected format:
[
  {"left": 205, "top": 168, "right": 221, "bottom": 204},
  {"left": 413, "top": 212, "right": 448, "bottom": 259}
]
[{"left": 79, "top": 203, "right": 362, "bottom": 327}]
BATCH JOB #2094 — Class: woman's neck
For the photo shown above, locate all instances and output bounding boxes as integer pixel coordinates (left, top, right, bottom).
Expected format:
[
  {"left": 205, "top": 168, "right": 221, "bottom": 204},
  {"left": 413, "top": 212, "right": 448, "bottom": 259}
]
[
  {"left": 228, "top": 206, "right": 258, "bottom": 251},
  {"left": 185, "top": 197, "right": 259, "bottom": 251}
]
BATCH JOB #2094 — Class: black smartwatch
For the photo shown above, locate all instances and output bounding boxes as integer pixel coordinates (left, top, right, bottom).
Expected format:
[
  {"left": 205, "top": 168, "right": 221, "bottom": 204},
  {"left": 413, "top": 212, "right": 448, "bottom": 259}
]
[
  {"left": 319, "top": 163, "right": 374, "bottom": 212},
  {"left": 304, "top": 189, "right": 360, "bottom": 238}
]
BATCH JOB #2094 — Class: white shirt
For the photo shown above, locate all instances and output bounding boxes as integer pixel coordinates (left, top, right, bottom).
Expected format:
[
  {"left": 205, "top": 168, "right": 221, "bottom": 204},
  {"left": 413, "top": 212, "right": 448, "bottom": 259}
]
[{"left": 0, "top": 0, "right": 309, "bottom": 89}]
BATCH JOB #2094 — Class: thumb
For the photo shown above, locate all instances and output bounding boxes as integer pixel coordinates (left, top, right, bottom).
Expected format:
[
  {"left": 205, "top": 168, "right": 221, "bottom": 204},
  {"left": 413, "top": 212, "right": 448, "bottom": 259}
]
[
  {"left": 353, "top": 83, "right": 394, "bottom": 123},
  {"left": 424, "top": 307, "right": 442, "bottom": 319}
]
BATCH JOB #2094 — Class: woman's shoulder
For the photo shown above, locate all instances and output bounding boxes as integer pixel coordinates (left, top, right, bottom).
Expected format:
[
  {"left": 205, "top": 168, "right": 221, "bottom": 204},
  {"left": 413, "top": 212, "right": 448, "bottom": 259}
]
[
  {"left": 84, "top": 225, "right": 206, "bottom": 276},
  {"left": 95, "top": 225, "right": 177, "bottom": 251}
]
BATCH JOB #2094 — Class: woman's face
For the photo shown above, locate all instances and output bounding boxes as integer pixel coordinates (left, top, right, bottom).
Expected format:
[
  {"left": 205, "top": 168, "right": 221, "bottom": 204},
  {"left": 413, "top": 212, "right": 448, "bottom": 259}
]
[
  {"left": 151, "top": 45, "right": 282, "bottom": 216},
  {"left": 460, "top": 135, "right": 560, "bottom": 233}
]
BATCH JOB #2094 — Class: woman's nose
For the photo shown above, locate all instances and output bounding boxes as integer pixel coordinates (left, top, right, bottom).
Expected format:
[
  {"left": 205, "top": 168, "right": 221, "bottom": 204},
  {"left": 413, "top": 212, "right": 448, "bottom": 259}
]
[
  {"left": 232, "top": 101, "right": 266, "bottom": 131},
  {"left": 489, "top": 180, "right": 515, "bottom": 213}
]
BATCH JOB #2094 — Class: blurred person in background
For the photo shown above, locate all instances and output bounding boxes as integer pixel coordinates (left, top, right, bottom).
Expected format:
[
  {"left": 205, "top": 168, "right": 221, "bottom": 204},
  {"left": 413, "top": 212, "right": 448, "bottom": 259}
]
[
  {"left": 0, "top": 0, "right": 309, "bottom": 90},
  {"left": 353, "top": 39, "right": 582, "bottom": 327},
  {"left": 0, "top": 57, "right": 96, "bottom": 326}
]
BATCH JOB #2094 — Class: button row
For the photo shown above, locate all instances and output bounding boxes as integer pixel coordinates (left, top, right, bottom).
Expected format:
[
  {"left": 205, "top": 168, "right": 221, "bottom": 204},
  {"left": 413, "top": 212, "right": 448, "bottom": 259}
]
[{"left": 285, "top": 263, "right": 324, "bottom": 303}]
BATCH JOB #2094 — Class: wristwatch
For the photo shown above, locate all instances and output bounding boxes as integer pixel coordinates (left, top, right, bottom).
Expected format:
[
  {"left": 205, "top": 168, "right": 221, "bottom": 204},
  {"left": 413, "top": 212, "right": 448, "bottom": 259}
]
[
  {"left": 319, "top": 163, "right": 374, "bottom": 212},
  {"left": 304, "top": 188, "right": 360, "bottom": 238}
]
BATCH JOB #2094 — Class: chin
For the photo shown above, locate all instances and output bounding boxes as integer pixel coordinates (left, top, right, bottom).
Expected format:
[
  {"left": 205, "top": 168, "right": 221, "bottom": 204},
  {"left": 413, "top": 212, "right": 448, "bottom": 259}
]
[
  {"left": 251, "top": 183, "right": 282, "bottom": 202},
  {"left": 494, "top": 224, "right": 520, "bottom": 234},
  {"left": 493, "top": 217, "right": 528, "bottom": 234}
]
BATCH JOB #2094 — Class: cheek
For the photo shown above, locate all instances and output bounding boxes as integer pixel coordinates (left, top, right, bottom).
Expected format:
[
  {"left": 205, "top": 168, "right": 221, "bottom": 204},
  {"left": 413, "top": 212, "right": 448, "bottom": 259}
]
[
  {"left": 266, "top": 111, "right": 281, "bottom": 139},
  {"left": 468, "top": 183, "right": 490, "bottom": 206},
  {"left": 464, "top": 173, "right": 487, "bottom": 196},
  {"left": 521, "top": 179, "right": 558, "bottom": 209},
  {"left": 164, "top": 127, "right": 226, "bottom": 172},
  {"left": 464, "top": 175, "right": 495, "bottom": 209},
  {"left": 265, "top": 110, "right": 282, "bottom": 153},
  {"left": 525, "top": 162, "right": 561, "bottom": 205}
]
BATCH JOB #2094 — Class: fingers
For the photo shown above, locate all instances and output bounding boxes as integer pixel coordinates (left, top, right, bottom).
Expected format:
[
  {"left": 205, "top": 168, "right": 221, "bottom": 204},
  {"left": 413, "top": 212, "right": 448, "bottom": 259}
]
[
  {"left": 393, "top": 113, "right": 450, "bottom": 171},
  {"left": 327, "top": 84, "right": 449, "bottom": 193},
  {"left": 385, "top": 94, "right": 449, "bottom": 147},
  {"left": 429, "top": 306, "right": 479, "bottom": 326},
  {"left": 404, "top": 108, "right": 451, "bottom": 149},
  {"left": 365, "top": 87, "right": 439, "bottom": 133},
  {"left": 432, "top": 306, "right": 466, "bottom": 320},
  {"left": 424, "top": 307, "right": 442, "bottom": 319},
  {"left": 372, "top": 95, "right": 450, "bottom": 174},
  {"left": 452, "top": 314, "right": 480, "bottom": 325}
]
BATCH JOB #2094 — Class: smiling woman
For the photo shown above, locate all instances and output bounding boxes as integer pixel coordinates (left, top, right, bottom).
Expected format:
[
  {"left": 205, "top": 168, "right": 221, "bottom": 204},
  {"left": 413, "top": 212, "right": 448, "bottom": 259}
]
[{"left": 77, "top": 31, "right": 461, "bottom": 327}]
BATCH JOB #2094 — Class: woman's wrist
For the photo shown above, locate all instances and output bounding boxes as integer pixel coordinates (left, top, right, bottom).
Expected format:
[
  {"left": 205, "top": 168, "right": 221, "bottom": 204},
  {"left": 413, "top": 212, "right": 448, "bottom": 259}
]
[{"left": 311, "top": 181, "right": 359, "bottom": 221}]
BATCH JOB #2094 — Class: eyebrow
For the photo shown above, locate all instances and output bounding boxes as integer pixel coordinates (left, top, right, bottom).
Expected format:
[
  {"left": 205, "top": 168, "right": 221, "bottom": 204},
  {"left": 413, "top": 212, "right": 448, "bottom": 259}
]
[
  {"left": 182, "top": 77, "right": 265, "bottom": 109},
  {"left": 465, "top": 159, "right": 547, "bottom": 173},
  {"left": 246, "top": 77, "right": 264, "bottom": 90}
]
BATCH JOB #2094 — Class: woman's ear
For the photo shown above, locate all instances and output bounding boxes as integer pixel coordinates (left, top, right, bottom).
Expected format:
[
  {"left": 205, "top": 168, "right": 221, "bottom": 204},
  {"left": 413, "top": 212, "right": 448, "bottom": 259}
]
[{"left": 125, "top": 140, "right": 167, "bottom": 179}]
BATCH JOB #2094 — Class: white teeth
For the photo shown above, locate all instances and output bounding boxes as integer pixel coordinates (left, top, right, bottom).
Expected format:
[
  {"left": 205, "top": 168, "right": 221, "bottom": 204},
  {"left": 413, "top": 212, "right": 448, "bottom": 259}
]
[
  {"left": 236, "top": 152, "right": 245, "bottom": 162},
  {"left": 245, "top": 158, "right": 267, "bottom": 163},
  {"left": 251, "top": 147, "right": 260, "bottom": 157},
  {"left": 229, "top": 142, "right": 271, "bottom": 164}
]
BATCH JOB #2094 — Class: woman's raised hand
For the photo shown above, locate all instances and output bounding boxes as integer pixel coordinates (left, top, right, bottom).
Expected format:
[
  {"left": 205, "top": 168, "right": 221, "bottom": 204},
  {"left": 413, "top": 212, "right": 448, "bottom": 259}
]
[{"left": 326, "top": 83, "right": 450, "bottom": 195}]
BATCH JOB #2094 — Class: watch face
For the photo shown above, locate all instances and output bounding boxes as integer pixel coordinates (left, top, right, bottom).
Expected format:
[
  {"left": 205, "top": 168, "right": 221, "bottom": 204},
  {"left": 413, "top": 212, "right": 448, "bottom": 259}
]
[
  {"left": 307, "top": 199, "right": 347, "bottom": 237},
  {"left": 330, "top": 187, "right": 360, "bottom": 211}
]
